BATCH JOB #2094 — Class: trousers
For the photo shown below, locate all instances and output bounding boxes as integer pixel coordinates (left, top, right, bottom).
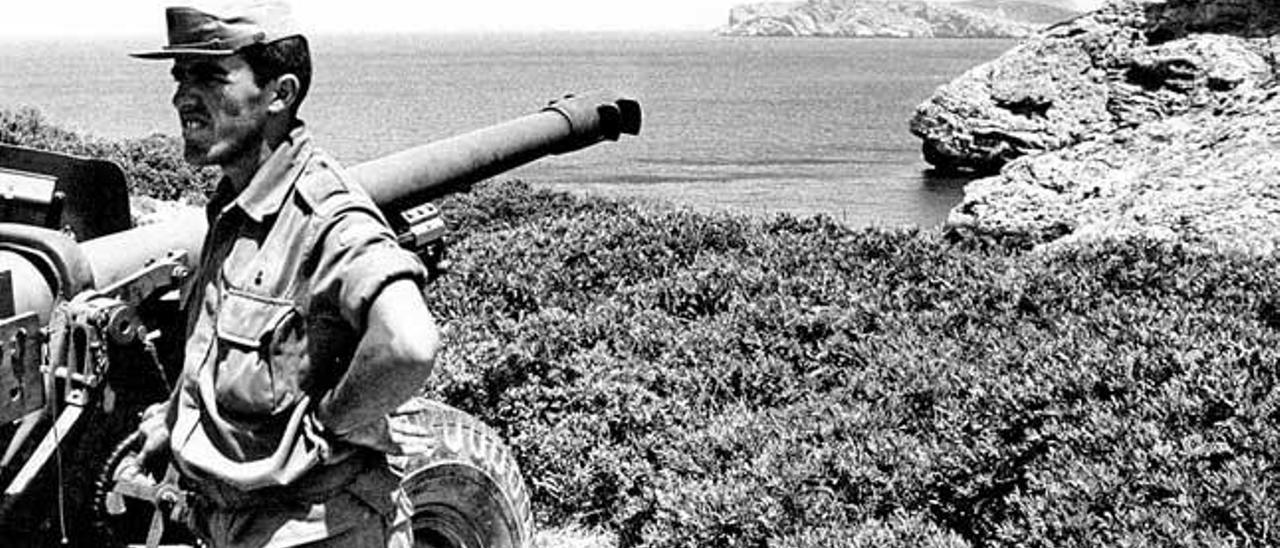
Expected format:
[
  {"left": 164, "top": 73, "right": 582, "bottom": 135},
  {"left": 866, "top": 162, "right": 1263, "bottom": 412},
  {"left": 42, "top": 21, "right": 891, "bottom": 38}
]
[
  {"left": 185, "top": 451, "right": 413, "bottom": 547},
  {"left": 193, "top": 489, "right": 413, "bottom": 548}
]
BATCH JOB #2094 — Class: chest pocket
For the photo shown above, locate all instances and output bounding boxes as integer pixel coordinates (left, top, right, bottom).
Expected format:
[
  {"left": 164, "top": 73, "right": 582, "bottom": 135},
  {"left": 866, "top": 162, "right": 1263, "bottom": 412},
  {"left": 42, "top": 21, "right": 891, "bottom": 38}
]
[{"left": 214, "top": 287, "right": 309, "bottom": 418}]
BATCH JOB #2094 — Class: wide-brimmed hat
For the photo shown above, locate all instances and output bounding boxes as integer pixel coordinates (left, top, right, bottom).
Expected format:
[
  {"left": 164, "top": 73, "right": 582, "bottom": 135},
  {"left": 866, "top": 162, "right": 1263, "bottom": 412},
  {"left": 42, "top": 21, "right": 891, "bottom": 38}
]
[{"left": 131, "top": 0, "right": 300, "bottom": 59}]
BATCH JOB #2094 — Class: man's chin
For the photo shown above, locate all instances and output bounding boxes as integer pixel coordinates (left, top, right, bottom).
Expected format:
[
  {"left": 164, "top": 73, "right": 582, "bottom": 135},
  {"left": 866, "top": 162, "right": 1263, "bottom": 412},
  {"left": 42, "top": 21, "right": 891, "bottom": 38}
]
[{"left": 183, "top": 146, "right": 216, "bottom": 167}]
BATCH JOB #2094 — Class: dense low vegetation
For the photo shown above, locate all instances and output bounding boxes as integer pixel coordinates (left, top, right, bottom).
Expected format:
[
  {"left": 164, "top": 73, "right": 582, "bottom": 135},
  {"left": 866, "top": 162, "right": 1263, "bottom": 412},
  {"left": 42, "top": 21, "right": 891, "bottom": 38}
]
[
  {"left": 0, "top": 107, "right": 217, "bottom": 202},
  {"left": 9, "top": 107, "right": 1280, "bottom": 546},
  {"left": 429, "top": 183, "right": 1280, "bottom": 547}
]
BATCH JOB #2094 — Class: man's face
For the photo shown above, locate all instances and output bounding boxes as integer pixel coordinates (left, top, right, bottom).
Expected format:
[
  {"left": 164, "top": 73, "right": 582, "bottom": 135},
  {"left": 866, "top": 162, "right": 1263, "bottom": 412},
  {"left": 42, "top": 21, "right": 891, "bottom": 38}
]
[{"left": 170, "top": 55, "right": 273, "bottom": 167}]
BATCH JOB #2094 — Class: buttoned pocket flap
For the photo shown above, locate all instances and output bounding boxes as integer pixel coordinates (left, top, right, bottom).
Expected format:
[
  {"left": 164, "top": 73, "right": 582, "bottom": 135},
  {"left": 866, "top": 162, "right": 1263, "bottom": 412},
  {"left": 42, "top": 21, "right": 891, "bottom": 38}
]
[{"left": 216, "top": 288, "right": 295, "bottom": 349}]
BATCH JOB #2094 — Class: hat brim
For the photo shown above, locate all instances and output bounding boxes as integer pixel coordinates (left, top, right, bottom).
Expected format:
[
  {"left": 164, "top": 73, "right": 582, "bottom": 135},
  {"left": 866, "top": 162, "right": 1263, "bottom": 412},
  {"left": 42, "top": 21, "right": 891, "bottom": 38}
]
[{"left": 129, "top": 47, "right": 238, "bottom": 60}]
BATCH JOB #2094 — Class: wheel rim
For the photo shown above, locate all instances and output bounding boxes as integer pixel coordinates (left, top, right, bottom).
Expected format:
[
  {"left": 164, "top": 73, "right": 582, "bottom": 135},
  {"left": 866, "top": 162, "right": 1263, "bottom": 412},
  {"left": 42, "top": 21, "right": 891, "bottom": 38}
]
[
  {"left": 414, "top": 503, "right": 486, "bottom": 548},
  {"left": 405, "top": 462, "right": 521, "bottom": 548}
]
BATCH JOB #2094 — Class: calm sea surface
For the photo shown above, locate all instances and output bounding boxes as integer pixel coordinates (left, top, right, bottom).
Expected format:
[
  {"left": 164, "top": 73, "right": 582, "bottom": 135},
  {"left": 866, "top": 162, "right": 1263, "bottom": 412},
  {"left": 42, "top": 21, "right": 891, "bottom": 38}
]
[{"left": 0, "top": 33, "right": 1013, "bottom": 227}]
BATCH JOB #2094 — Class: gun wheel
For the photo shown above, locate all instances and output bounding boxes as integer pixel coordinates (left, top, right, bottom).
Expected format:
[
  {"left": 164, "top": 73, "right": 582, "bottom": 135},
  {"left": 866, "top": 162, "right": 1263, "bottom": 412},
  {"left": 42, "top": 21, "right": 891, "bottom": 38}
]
[{"left": 387, "top": 398, "right": 533, "bottom": 548}]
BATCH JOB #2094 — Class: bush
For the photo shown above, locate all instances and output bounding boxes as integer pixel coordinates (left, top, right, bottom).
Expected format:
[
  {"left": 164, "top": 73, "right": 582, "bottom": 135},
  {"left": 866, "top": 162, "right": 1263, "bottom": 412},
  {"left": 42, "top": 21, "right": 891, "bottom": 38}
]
[
  {"left": 426, "top": 180, "right": 1280, "bottom": 547},
  {"left": 0, "top": 107, "right": 217, "bottom": 202}
]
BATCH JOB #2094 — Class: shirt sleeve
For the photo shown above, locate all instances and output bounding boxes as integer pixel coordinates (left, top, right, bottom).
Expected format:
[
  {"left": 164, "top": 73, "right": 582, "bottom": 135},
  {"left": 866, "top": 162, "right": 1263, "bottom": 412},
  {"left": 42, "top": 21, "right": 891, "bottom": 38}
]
[{"left": 310, "top": 207, "right": 428, "bottom": 331}]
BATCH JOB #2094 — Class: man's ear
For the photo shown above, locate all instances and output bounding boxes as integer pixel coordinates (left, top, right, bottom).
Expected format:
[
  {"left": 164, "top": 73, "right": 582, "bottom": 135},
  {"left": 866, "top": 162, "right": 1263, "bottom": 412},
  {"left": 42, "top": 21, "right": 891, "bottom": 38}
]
[{"left": 268, "top": 74, "right": 301, "bottom": 114}]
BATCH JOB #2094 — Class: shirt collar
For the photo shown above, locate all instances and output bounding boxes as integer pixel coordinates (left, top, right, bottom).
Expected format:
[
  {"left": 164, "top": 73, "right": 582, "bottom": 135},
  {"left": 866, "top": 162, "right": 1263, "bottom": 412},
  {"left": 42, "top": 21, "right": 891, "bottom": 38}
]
[{"left": 211, "top": 122, "right": 314, "bottom": 223}]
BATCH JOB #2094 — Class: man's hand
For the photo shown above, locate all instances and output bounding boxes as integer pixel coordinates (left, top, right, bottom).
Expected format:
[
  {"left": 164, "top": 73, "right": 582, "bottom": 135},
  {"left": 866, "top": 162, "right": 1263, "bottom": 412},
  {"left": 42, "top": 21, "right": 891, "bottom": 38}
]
[{"left": 136, "top": 402, "right": 172, "bottom": 472}]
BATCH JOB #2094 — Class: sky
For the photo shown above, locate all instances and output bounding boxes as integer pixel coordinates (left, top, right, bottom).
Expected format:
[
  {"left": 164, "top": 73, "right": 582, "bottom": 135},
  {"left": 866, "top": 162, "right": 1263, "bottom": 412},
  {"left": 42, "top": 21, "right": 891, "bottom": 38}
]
[
  {"left": 1, "top": 0, "right": 744, "bottom": 37},
  {"left": 1, "top": 0, "right": 1104, "bottom": 38}
]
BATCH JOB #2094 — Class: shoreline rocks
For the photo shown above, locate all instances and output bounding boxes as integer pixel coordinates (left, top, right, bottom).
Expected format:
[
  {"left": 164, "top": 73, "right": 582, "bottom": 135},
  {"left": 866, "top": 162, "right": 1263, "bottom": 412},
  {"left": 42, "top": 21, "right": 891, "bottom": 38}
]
[
  {"left": 913, "top": 0, "right": 1280, "bottom": 252},
  {"left": 949, "top": 86, "right": 1280, "bottom": 254},
  {"left": 911, "top": 0, "right": 1278, "bottom": 175}
]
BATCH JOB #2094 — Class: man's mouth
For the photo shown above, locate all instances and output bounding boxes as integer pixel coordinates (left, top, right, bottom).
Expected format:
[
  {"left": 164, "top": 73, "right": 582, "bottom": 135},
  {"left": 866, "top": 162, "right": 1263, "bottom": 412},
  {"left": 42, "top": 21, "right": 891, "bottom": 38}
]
[{"left": 179, "top": 111, "right": 210, "bottom": 132}]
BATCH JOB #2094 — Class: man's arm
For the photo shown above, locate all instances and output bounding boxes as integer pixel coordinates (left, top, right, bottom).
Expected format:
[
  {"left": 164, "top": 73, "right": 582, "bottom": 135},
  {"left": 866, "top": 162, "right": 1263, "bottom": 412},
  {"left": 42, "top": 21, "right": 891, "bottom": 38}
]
[{"left": 315, "top": 278, "right": 440, "bottom": 435}]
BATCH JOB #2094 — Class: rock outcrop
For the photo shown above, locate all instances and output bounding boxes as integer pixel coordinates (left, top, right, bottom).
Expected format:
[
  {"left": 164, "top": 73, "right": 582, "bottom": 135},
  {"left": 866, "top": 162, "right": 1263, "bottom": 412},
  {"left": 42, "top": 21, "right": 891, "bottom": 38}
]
[
  {"left": 720, "top": 0, "right": 1078, "bottom": 38},
  {"left": 918, "top": 0, "right": 1280, "bottom": 252},
  {"left": 911, "top": 0, "right": 1279, "bottom": 174},
  {"left": 950, "top": 87, "right": 1280, "bottom": 253}
]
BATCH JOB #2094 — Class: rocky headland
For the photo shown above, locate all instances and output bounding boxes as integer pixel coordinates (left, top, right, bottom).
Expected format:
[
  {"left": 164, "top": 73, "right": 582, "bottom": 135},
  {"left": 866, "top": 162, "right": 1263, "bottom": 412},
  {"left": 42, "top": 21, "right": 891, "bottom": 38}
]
[
  {"left": 911, "top": 0, "right": 1280, "bottom": 252},
  {"left": 720, "top": 0, "right": 1080, "bottom": 38}
]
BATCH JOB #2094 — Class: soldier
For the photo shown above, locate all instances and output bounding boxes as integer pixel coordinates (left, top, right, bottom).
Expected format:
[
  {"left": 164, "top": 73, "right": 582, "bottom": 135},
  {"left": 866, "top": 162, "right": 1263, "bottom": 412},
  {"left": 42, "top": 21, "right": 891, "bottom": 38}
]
[{"left": 129, "top": 1, "right": 439, "bottom": 546}]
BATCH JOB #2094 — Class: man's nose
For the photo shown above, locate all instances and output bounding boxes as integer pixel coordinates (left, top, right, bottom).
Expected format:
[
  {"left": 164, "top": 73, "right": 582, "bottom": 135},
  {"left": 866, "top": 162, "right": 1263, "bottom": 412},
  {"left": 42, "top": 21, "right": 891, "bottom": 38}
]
[{"left": 172, "top": 84, "right": 197, "bottom": 110}]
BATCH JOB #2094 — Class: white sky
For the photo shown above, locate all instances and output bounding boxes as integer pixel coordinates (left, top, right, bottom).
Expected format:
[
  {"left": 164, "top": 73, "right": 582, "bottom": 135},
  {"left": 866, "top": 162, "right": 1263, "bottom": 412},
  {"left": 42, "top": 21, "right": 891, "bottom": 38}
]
[
  {"left": 1, "top": 0, "right": 1104, "bottom": 37},
  {"left": 1, "top": 0, "right": 745, "bottom": 37}
]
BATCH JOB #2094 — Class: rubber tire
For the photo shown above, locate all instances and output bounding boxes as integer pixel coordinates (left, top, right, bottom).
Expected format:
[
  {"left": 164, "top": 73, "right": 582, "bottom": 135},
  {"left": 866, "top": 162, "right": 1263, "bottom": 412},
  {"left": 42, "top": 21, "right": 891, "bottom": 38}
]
[{"left": 386, "top": 397, "right": 533, "bottom": 548}]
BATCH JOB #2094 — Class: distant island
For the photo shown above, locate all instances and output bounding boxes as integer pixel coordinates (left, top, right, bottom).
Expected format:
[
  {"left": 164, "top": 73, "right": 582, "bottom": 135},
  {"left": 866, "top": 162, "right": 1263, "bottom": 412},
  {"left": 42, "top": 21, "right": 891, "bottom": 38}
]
[{"left": 719, "top": 0, "right": 1083, "bottom": 38}]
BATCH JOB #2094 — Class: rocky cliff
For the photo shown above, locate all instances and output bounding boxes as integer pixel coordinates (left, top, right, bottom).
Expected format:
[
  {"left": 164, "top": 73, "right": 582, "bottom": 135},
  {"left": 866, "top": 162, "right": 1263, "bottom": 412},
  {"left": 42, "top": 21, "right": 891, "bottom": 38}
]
[
  {"left": 950, "top": 87, "right": 1280, "bottom": 253},
  {"left": 720, "top": 0, "right": 1078, "bottom": 38},
  {"left": 911, "top": 0, "right": 1280, "bottom": 252},
  {"left": 911, "top": 0, "right": 1279, "bottom": 174}
]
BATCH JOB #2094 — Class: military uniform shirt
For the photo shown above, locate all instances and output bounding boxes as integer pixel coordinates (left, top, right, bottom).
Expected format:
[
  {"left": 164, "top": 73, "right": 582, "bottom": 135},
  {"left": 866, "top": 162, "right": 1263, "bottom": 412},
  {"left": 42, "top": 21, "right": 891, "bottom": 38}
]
[{"left": 167, "top": 123, "right": 427, "bottom": 491}]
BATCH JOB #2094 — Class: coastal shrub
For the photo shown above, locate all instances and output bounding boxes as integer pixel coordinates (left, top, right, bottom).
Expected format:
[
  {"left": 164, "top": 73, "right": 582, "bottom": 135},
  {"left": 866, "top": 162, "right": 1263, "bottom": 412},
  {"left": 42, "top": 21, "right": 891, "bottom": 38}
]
[
  {"left": 425, "top": 180, "right": 1280, "bottom": 547},
  {"left": 0, "top": 107, "right": 216, "bottom": 202}
]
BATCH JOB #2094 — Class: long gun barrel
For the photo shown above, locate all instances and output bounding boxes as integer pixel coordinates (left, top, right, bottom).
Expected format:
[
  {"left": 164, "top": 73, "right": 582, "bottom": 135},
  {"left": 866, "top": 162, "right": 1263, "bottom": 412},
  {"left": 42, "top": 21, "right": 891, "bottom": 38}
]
[
  {"left": 6, "top": 92, "right": 641, "bottom": 320},
  {"left": 360, "top": 91, "right": 641, "bottom": 212}
]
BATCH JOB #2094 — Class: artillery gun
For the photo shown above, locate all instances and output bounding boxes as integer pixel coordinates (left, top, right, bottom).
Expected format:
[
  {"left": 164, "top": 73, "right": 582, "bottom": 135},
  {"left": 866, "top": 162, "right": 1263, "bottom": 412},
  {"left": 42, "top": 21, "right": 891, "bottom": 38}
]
[{"left": 0, "top": 92, "right": 641, "bottom": 548}]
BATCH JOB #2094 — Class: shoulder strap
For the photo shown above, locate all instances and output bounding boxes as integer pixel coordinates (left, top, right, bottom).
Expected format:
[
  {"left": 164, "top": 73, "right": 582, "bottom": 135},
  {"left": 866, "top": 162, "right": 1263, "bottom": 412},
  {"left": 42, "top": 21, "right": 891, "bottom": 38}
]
[{"left": 294, "top": 154, "right": 388, "bottom": 223}]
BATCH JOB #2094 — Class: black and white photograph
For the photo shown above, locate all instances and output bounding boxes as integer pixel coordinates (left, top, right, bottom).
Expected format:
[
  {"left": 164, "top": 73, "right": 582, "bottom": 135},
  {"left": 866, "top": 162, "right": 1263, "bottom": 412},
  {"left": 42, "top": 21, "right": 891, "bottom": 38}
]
[{"left": 4, "top": 0, "right": 1279, "bottom": 546}]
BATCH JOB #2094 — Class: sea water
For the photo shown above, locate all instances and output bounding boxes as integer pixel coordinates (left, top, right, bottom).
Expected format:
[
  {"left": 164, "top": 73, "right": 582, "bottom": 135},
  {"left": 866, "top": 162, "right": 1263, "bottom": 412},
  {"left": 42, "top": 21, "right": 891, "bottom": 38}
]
[{"left": 0, "top": 32, "right": 1013, "bottom": 227}]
